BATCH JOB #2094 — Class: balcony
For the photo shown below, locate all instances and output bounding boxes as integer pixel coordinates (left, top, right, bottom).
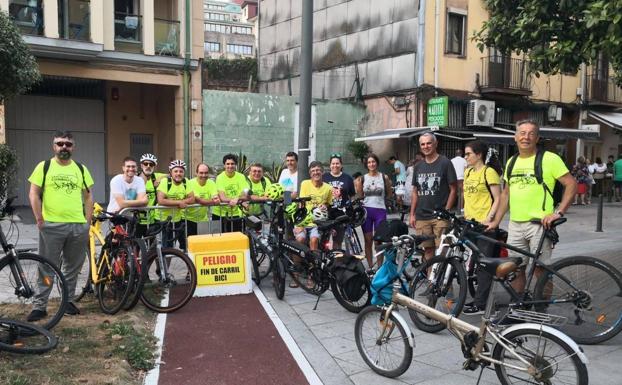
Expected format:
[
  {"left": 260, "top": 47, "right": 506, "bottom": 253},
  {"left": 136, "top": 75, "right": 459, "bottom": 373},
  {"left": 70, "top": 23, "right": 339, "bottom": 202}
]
[
  {"left": 155, "top": 18, "right": 180, "bottom": 57},
  {"left": 586, "top": 75, "right": 622, "bottom": 106},
  {"left": 114, "top": 12, "right": 142, "bottom": 53},
  {"left": 480, "top": 56, "right": 532, "bottom": 96},
  {"left": 8, "top": 2, "right": 43, "bottom": 36}
]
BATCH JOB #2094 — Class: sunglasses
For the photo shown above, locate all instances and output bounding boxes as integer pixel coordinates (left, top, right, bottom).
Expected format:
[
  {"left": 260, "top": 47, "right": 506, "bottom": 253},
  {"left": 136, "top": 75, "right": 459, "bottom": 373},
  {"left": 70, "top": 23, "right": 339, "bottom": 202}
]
[
  {"left": 54, "top": 141, "right": 73, "bottom": 148},
  {"left": 331, "top": 153, "right": 342, "bottom": 159},
  {"left": 142, "top": 162, "right": 155, "bottom": 167}
]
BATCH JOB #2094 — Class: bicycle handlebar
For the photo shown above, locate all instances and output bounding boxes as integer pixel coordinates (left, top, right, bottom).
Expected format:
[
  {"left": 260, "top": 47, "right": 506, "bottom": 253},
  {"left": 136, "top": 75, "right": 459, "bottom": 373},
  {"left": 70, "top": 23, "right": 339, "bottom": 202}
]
[{"left": 376, "top": 234, "right": 433, "bottom": 251}]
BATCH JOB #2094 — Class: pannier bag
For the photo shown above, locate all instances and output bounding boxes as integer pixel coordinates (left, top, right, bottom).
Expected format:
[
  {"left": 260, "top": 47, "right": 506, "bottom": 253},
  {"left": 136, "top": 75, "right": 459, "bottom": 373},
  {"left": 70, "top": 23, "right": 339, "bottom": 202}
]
[
  {"left": 373, "top": 219, "right": 409, "bottom": 243},
  {"left": 332, "top": 253, "right": 368, "bottom": 302},
  {"left": 370, "top": 248, "right": 399, "bottom": 305}
]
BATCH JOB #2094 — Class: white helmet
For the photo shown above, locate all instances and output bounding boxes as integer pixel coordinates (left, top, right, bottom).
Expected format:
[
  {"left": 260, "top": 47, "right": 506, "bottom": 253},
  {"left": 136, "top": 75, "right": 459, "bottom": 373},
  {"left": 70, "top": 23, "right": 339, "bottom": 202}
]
[
  {"left": 311, "top": 206, "right": 328, "bottom": 221},
  {"left": 168, "top": 159, "right": 187, "bottom": 171},
  {"left": 140, "top": 153, "right": 158, "bottom": 164}
]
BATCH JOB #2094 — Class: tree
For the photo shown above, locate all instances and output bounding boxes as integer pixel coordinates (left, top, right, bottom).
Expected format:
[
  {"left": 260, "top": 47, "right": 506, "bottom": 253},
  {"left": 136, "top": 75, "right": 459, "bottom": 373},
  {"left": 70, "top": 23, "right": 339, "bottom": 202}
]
[{"left": 474, "top": 0, "right": 622, "bottom": 85}]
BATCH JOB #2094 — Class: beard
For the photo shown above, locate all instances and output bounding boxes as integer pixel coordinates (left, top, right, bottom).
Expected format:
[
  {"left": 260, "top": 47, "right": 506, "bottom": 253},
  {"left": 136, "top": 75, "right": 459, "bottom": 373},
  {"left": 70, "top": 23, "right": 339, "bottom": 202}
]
[{"left": 58, "top": 150, "right": 72, "bottom": 160}]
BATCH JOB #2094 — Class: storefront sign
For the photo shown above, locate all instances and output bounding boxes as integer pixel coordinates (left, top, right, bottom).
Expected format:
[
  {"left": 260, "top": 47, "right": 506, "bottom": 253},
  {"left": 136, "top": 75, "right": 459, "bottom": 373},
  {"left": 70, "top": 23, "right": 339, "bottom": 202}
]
[{"left": 427, "top": 96, "right": 449, "bottom": 127}]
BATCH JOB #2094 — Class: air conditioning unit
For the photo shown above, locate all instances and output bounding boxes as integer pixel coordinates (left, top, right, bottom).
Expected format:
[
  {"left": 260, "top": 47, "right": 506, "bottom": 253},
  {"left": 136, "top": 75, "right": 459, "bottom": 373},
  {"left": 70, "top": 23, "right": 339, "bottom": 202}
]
[{"left": 466, "top": 99, "right": 495, "bottom": 127}]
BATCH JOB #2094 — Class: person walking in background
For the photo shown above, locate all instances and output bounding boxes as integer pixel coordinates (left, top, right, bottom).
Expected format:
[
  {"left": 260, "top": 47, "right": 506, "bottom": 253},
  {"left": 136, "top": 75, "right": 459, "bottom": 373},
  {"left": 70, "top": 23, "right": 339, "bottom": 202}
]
[
  {"left": 107, "top": 156, "right": 147, "bottom": 213},
  {"left": 451, "top": 148, "right": 468, "bottom": 211},
  {"left": 460, "top": 140, "right": 502, "bottom": 314},
  {"left": 590, "top": 158, "right": 607, "bottom": 199},
  {"left": 388, "top": 156, "right": 407, "bottom": 209},
  {"left": 28, "top": 130, "right": 94, "bottom": 320},
  {"left": 187, "top": 163, "right": 219, "bottom": 236},
  {"left": 355, "top": 153, "right": 393, "bottom": 269},
  {"left": 409, "top": 133, "right": 457, "bottom": 263},
  {"left": 278, "top": 151, "right": 299, "bottom": 197},
  {"left": 585, "top": 158, "right": 594, "bottom": 204},
  {"left": 605, "top": 155, "right": 615, "bottom": 202},
  {"left": 571, "top": 156, "right": 590, "bottom": 205},
  {"left": 614, "top": 154, "right": 622, "bottom": 202}
]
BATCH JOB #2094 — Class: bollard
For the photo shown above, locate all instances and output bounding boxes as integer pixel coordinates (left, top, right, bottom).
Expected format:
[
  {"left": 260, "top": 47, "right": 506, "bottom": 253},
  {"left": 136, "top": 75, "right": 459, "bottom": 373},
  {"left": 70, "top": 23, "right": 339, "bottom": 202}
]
[{"left": 596, "top": 194, "right": 603, "bottom": 232}]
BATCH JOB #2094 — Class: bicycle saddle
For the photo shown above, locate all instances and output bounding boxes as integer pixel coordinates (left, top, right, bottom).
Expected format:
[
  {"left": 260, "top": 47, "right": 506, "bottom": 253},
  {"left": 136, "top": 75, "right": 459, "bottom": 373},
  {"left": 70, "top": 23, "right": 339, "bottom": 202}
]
[
  {"left": 478, "top": 257, "right": 522, "bottom": 279},
  {"left": 315, "top": 215, "right": 350, "bottom": 232}
]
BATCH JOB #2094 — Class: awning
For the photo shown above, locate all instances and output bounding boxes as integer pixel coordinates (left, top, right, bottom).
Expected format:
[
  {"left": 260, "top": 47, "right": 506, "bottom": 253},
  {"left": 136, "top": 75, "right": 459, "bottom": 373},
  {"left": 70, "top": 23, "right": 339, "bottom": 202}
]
[
  {"left": 354, "top": 126, "right": 438, "bottom": 142},
  {"left": 472, "top": 132, "right": 516, "bottom": 145},
  {"left": 539, "top": 127, "right": 600, "bottom": 140},
  {"left": 588, "top": 111, "right": 622, "bottom": 131}
]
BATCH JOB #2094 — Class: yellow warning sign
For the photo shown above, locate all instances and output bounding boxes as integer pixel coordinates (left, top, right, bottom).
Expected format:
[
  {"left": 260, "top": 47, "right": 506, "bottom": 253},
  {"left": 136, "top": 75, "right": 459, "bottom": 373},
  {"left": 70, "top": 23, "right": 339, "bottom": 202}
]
[{"left": 194, "top": 251, "right": 246, "bottom": 285}]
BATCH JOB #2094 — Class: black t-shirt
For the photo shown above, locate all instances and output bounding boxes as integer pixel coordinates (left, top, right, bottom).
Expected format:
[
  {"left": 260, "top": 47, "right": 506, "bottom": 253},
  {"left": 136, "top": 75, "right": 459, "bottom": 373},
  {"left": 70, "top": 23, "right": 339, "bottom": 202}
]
[
  {"left": 412, "top": 155, "right": 457, "bottom": 220},
  {"left": 322, "top": 172, "right": 355, "bottom": 208}
]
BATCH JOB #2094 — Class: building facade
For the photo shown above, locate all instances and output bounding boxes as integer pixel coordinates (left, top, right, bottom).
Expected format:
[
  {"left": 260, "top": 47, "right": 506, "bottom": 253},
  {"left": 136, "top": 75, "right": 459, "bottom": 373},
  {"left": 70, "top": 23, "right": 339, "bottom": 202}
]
[
  {"left": 203, "top": 0, "right": 255, "bottom": 59},
  {"left": 1, "top": 0, "right": 204, "bottom": 205}
]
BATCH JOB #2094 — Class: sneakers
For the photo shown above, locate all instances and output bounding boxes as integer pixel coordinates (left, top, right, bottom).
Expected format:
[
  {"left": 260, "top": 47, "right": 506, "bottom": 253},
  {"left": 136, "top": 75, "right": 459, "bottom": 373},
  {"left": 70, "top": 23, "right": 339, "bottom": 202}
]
[
  {"left": 65, "top": 302, "right": 81, "bottom": 315},
  {"left": 463, "top": 304, "right": 485, "bottom": 315},
  {"left": 26, "top": 309, "right": 47, "bottom": 322}
]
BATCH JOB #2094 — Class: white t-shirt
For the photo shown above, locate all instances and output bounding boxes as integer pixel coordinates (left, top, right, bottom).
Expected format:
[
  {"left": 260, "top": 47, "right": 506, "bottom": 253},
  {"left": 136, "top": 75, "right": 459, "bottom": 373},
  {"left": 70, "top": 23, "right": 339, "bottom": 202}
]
[
  {"left": 451, "top": 156, "right": 468, "bottom": 180},
  {"left": 278, "top": 168, "right": 298, "bottom": 193},
  {"left": 107, "top": 174, "right": 146, "bottom": 213}
]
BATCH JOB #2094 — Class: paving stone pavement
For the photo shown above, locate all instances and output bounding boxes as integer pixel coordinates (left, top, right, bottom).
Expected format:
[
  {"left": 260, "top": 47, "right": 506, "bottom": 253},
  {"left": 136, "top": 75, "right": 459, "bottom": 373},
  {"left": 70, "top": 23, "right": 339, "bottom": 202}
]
[{"left": 3, "top": 202, "right": 622, "bottom": 384}]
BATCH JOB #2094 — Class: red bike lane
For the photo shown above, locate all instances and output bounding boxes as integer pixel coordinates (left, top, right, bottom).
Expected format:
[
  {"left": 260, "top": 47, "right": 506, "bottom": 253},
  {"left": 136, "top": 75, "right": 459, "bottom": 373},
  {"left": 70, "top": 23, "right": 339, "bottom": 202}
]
[{"left": 155, "top": 293, "right": 311, "bottom": 385}]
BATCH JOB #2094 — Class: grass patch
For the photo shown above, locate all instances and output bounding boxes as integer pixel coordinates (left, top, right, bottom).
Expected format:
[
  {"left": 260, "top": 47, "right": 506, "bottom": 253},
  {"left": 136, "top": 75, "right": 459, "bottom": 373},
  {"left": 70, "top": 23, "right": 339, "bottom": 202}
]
[{"left": 103, "top": 320, "right": 157, "bottom": 371}]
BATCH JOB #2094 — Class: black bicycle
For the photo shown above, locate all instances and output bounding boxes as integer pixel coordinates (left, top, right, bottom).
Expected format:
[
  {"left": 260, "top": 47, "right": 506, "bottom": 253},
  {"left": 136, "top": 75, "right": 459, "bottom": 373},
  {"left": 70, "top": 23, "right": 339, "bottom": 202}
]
[
  {"left": 417, "top": 209, "right": 622, "bottom": 344},
  {"left": 0, "top": 197, "right": 69, "bottom": 332},
  {"left": 0, "top": 317, "right": 57, "bottom": 354}
]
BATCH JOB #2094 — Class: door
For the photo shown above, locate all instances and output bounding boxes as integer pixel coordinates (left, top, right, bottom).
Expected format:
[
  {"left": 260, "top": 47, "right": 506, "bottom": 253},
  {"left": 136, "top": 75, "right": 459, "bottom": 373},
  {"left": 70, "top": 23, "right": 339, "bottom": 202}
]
[
  {"left": 488, "top": 48, "right": 510, "bottom": 88},
  {"left": 5, "top": 95, "right": 106, "bottom": 206}
]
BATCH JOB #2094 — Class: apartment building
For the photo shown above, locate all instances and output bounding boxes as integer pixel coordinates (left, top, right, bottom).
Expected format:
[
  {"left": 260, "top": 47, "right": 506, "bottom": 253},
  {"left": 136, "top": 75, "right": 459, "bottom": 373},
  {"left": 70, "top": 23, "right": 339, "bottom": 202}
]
[
  {"left": 203, "top": 0, "right": 255, "bottom": 59},
  {"left": 258, "top": 0, "right": 621, "bottom": 163},
  {"left": 1, "top": 0, "right": 204, "bottom": 205}
]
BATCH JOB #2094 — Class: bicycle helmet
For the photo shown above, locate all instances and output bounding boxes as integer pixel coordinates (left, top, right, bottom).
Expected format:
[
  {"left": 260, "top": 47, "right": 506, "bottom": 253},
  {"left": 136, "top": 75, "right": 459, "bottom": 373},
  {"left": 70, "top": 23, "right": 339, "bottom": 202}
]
[
  {"left": 296, "top": 211, "right": 314, "bottom": 227},
  {"left": 265, "top": 183, "right": 284, "bottom": 200},
  {"left": 311, "top": 206, "right": 328, "bottom": 221},
  {"left": 168, "top": 159, "right": 186, "bottom": 171},
  {"left": 140, "top": 153, "right": 158, "bottom": 164},
  {"left": 351, "top": 206, "right": 367, "bottom": 227}
]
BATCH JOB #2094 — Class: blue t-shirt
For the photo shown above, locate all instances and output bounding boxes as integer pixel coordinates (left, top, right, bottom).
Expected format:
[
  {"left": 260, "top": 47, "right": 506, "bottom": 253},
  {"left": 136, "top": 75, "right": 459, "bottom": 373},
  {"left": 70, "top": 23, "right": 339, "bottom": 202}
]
[{"left": 394, "top": 160, "right": 406, "bottom": 183}]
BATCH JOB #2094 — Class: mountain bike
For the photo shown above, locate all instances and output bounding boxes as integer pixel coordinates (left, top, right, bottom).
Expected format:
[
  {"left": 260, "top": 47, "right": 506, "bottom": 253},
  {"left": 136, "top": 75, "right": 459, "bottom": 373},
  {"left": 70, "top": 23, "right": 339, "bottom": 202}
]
[
  {"left": 417, "top": 209, "right": 622, "bottom": 344},
  {"left": 0, "top": 197, "right": 68, "bottom": 332},
  {"left": 355, "top": 258, "right": 589, "bottom": 383},
  {"left": 0, "top": 317, "right": 57, "bottom": 354}
]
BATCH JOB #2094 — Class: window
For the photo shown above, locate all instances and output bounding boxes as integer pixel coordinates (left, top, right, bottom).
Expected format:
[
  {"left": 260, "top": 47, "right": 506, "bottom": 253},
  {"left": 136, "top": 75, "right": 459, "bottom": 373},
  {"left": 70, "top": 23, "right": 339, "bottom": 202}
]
[
  {"left": 205, "top": 23, "right": 227, "bottom": 33},
  {"left": 206, "top": 12, "right": 228, "bottom": 21},
  {"left": 204, "top": 41, "right": 220, "bottom": 52},
  {"left": 231, "top": 25, "right": 252, "bottom": 35},
  {"left": 226, "top": 43, "right": 252, "bottom": 55},
  {"left": 445, "top": 10, "right": 466, "bottom": 56}
]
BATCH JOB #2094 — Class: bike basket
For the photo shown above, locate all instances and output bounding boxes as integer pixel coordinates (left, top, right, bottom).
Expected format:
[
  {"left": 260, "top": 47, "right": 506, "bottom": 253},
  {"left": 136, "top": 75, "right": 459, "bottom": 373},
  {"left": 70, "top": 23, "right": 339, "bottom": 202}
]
[
  {"left": 332, "top": 253, "right": 367, "bottom": 302},
  {"left": 370, "top": 249, "right": 399, "bottom": 305},
  {"left": 373, "top": 219, "right": 408, "bottom": 242},
  {"left": 505, "top": 309, "right": 567, "bottom": 327}
]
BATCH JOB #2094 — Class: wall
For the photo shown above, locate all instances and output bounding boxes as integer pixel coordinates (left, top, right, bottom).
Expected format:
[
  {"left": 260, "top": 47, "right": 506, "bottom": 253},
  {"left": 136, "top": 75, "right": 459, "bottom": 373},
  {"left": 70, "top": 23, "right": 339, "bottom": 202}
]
[
  {"left": 258, "top": 0, "right": 419, "bottom": 98},
  {"left": 202, "top": 90, "right": 366, "bottom": 173}
]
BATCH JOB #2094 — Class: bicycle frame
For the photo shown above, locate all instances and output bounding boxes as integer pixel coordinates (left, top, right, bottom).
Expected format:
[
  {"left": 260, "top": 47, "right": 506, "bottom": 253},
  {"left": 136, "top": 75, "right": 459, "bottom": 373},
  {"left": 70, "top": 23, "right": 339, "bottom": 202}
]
[{"left": 0, "top": 221, "right": 34, "bottom": 298}]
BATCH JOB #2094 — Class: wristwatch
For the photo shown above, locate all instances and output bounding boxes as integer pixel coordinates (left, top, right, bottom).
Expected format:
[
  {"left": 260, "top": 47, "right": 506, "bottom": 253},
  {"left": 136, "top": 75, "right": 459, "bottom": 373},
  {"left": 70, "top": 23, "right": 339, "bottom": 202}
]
[{"left": 555, "top": 210, "right": 564, "bottom": 217}]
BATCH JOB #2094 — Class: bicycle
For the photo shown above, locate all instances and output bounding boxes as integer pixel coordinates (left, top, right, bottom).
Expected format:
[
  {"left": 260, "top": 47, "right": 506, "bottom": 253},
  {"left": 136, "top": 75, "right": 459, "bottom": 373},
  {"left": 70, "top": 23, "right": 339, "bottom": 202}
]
[
  {"left": 0, "top": 317, "right": 57, "bottom": 354},
  {"left": 337, "top": 198, "right": 365, "bottom": 255},
  {"left": 0, "top": 197, "right": 69, "bottom": 332},
  {"left": 355, "top": 244, "right": 589, "bottom": 383},
  {"left": 416, "top": 208, "right": 622, "bottom": 344}
]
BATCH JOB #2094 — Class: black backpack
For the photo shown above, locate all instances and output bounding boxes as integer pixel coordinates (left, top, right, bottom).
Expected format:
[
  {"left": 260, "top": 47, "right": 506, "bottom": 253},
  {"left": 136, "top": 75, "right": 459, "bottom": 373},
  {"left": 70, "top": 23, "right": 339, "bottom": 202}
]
[
  {"left": 166, "top": 177, "right": 187, "bottom": 193},
  {"left": 245, "top": 176, "right": 267, "bottom": 194},
  {"left": 332, "top": 254, "right": 368, "bottom": 302},
  {"left": 373, "top": 219, "right": 409, "bottom": 242},
  {"left": 505, "top": 150, "right": 564, "bottom": 210},
  {"left": 40, "top": 159, "right": 89, "bottom": 197}
]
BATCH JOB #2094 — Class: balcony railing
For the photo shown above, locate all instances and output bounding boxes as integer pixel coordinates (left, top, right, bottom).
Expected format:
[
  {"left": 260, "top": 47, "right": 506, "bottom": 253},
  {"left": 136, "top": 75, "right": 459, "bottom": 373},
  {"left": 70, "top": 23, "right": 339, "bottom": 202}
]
[
  {"left": 8, "top": 3, "right": 43, "bottom": 36},
  {"left": 114, "top": 12, "right": 142, "bottom": 52},
  {"left": 155, "top": 18, "right": 180, "bottom": 57},
  {"left": 586, "top": 74, "right": 622, "bottom": 105},
  {"left": 480, "top": 56, "right": 532, "bottom": 94}
]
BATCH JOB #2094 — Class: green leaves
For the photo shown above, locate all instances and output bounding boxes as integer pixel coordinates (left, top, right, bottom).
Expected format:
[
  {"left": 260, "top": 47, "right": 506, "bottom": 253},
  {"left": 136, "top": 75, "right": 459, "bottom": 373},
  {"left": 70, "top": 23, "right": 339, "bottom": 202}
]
[
  {"left": 475, "top": 0, "right": 622, "bottom": 86},
  {"left": 0, "top": 10, "right": 41, "bottom": 103}
]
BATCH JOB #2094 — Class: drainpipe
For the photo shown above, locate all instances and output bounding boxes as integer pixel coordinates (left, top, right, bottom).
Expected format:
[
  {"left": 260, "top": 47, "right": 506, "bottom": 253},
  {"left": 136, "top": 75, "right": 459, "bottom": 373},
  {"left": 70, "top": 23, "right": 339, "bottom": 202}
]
[
  {"left": 576, "top": 63, "right": 587, "bottom": 159},
  {"left": 434, "top": 0, "right": 440, "bottom": 95},
  {"left": 416, "top": 0, "right": 426, "bottom": 88},
  {"left": 183, "top": 0, "right": 191, "bottom": 165}
]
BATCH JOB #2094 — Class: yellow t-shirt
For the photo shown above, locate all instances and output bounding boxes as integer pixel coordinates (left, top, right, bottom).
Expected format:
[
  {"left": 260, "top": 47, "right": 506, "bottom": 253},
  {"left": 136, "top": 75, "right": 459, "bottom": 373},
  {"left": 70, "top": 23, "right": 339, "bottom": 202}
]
[
  {"left": 248, "top": 177, "right": 272, "bottom": 215},
  {"left": 504, "top": 152, "right": 569, "bottom": 221},
  {"left": 186, "top": 178, "right": 218, "bottom": 222},
  {"left": 463, "top": 166, "right": 500, "bottom": 222},
  {"left": 28, "top": 159, "right": 95, "bottom": 223},
  {"left": 156, "top": 178, "right": 190, "bottom": 222},
  {"left": 213, "top": 171, "right": 247, "bottom": 217},
  {"left": 140, "top": 172, "right": 166, "bottom": 224},
  {"left": 299, "top": 180, "right": 333, "bottom": 210}
]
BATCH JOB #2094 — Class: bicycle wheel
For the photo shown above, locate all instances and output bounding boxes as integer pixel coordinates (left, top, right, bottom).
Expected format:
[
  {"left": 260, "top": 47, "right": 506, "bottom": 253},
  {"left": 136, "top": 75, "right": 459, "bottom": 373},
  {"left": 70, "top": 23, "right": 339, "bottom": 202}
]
[
  {"left": 492, "top": 327, "right": 588, "bottom": 385},
  {"left": 344, "top": 227, "right": 363, "bottom": 255},
  {"left": 123, "top": 242, "right": 146, "bottom": 311},
  {"left": 249, "top": 234, "right": 272, "bottom": 284},
  {"left": 273, "top": 253, "right": 286, "bottom": 299},
  {"left": 534, "top": 255, "right": 622, "bottom": 345},
  {"left": 354, "top": 306, "right": 412, "bottom": 378},
  {"left": 140, "top": 248, "right": 196, "bottom": 313},
  {"left": 96, "top": 246, "right": 135, "bottom": 315},
  {"left": 0, "top": 318, "right": 58, "bottom": 354},
  {"left": 0, "top": 252, "right": 69, "bottom": 332},
  {"left": 408, "top": 256, "right": 467, "bottom": 333},
  {"left": 331, "top": 274, "right": 371, "bottom": 313}
]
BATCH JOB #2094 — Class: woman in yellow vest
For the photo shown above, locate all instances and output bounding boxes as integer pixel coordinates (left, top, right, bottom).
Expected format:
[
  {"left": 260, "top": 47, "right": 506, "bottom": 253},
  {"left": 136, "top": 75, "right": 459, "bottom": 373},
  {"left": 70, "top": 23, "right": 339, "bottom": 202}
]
[{"left": 461, "top": 140, "right": 503, "bottom": 315}]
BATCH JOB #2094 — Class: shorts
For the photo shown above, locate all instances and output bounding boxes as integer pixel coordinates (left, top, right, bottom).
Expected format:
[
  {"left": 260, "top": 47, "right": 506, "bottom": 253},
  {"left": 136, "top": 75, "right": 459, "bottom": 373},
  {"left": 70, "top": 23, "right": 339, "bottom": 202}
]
[
  {"left": 361, "top": 206, "right": 387, "bottom": 234},
  {"left": 294, "top": 226, "right": 320, "bottom": 241},
  {"left": 507, "top": 220, "right": 552, "bottom": 266},
  {"left": 415, "top": 219, "right": 448, "bottom": 248}
]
